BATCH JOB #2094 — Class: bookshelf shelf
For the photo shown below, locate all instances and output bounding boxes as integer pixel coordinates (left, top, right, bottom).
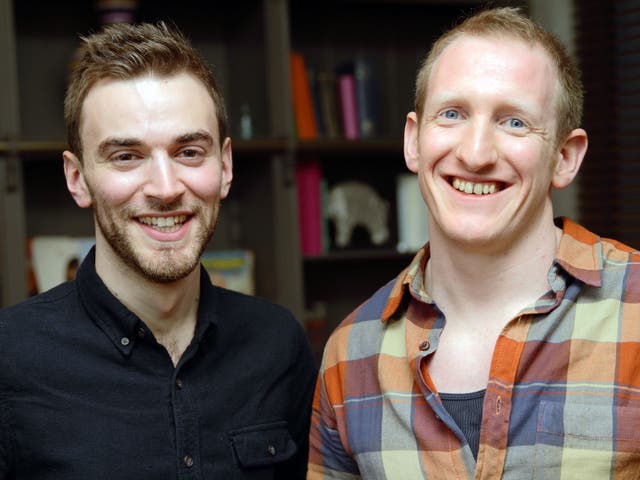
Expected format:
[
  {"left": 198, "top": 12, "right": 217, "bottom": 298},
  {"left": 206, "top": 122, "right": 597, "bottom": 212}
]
[
  {"left": 295, "top": 138, "right": 402, "bottom": 157},
  {"left": 304, "top": 249, "right": 415, "bottom": 263},
  {"left": 0, "top": 138, "right": 290, "bottom": 158}
]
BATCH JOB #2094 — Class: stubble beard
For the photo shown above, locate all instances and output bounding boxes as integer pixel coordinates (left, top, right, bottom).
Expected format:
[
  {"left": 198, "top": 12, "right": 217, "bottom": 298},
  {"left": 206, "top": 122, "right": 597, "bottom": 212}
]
[{"left": 94, "top": 201, "right": 218, "bottom": 283}]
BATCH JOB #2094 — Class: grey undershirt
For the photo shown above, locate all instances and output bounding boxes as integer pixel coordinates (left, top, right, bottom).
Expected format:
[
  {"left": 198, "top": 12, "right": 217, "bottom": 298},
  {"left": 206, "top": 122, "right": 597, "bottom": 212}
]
[{"left": 440, "top": 389, "right": 486, "bottom": 461}]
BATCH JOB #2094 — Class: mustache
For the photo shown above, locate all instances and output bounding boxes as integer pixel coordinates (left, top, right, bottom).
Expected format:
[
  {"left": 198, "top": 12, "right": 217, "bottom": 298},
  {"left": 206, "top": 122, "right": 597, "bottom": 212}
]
[{"left": 123, "top": 201, "right": 202, "bottom": 215}]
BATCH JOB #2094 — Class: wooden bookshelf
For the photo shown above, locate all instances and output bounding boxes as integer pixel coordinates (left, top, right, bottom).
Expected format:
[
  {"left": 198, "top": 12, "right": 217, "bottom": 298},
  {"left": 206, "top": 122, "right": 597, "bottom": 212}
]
[{"left": 1, "top": 0, "right": 527, "bottom": 333}]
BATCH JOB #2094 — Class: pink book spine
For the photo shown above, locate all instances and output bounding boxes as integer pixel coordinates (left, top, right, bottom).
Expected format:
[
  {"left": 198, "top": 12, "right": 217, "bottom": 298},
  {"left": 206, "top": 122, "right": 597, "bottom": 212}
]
[
  {"left": 295, "top": 160, "right": 323, "bottom": 256},
  {"left": 338, "top": 74, "right": 359, "bottom": 140}
]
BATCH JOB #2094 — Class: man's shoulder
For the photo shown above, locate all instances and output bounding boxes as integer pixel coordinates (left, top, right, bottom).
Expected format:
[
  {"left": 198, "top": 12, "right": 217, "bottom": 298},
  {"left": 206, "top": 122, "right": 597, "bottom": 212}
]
[
  {"left": 210, "top": 285, "right": 304, "bottom": 334},
  {"left": 0, "top": 283, "right": 78, "bottom": 373},
  {"left": 600, "top": 235, "right": 640, "bottom": 261},
  {"left": 582, "top": 227, "right": 640, "bottom": 280},
  {"left": 558, "top": 219, "right": 640, "bottom": 286},
  {"left": 338, "top": 276, "right": 400, "bottom": 329},
  {"left": 323, "top": 276, "right": 402, "bottom": 361},
  {"left": 0, "top": 281, "right": 76, "bottom": 327}
]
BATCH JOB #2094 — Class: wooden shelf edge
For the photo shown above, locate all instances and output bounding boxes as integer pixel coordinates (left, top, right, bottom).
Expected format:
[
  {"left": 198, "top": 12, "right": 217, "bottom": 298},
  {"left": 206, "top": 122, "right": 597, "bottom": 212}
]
[
  {"left": 304, "top": 248, "right": 416, "bottom": 263},
  {"left": 0, "top": 138, "right": 290, "bottom": 158},
  {"left": 0, "top": 137, "right": 402, "bottom": 159},
  {"left": 295, "top": 137, "right": 402, "bottom": 157},
  {"left": 0, "top": 140, "right": 68, "bottom": 155}
]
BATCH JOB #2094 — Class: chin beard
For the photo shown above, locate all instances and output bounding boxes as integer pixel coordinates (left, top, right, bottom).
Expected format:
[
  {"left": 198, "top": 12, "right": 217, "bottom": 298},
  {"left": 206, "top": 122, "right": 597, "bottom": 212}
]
[{"left": 95, "top": 206, "right": 217, "bottom": 283}]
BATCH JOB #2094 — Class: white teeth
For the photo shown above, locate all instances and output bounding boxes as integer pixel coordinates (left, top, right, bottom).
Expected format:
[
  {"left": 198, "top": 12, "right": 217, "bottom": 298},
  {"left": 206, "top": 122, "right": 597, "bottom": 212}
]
[
  {"left": 138, "top": 215, "right": 187, "bottom": 231},
  {"left": 452, "top": 178, "right": 499, "bottom": 195}
]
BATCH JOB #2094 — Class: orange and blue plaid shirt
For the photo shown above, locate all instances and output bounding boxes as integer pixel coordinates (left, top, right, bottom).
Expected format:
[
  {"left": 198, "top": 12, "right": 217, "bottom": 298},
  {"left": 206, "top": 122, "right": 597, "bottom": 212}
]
[{"left": 308, "top": 218, "right": 640, "bottom": 479}]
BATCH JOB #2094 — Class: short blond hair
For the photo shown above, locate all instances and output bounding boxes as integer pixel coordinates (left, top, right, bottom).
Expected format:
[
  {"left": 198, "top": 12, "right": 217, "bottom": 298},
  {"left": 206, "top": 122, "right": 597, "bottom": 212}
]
[{"left": 414, "top": 7, "right": 583, "bottom": 145}]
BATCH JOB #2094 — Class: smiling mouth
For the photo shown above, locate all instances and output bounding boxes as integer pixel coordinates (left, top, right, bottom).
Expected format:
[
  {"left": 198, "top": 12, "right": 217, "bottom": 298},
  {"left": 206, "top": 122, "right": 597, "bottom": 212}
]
[
  {"left": 138, "top": 215, "right": 188, "bottom": 233},
  {"left": 451, "top": 177, "right": 503, "bottom": 195}
]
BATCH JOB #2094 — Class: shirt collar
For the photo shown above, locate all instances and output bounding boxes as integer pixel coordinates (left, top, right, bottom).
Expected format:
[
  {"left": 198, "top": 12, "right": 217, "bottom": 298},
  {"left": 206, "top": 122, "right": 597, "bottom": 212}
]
[
  {"left": 381, "top": 246, "right": 430, "bottom": 323},
  {"left": 554, "top": 217, "right": 603, "bottom": 288},
  {"left": 381, "top": 217, "right": 605, "bottom": 322},
  {"left": 76, "top": 247, "right": 219, "bottom": 356}
]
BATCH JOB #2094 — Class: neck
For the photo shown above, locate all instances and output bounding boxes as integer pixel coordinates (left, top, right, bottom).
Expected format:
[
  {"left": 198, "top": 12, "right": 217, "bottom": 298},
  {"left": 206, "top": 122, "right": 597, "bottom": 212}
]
[{"left": 427, "top": 218, "right": 561, "bottom": 323}]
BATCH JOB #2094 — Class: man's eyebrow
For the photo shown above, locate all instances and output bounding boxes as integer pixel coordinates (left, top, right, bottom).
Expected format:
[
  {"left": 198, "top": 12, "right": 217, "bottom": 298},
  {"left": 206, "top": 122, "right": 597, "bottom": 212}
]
[
  {"left": 96, "top": 131, "right": 215, "bottom": 157},
  {"left": 97, "top": 137, "right": 142, "bottom": 157},
  {"left": 175, "top": 130, "right": 214, "bottom": 146}
]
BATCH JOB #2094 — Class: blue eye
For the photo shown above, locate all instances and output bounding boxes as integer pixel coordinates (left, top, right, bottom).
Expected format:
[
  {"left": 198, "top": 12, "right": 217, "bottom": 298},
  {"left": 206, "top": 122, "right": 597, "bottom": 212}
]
[
  {"left": 442, "top": 109, "right": 459, "bottom": 119},
  {"left": 509, "top": 118, "right": 525, "bottom": 128}
]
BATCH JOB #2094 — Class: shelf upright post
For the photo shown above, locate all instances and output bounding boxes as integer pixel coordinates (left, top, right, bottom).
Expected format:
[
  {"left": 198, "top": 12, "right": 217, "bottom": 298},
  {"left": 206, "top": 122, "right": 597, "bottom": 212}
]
[
  {"left": 0, "top": 0, "right": 28, "bottom": 308},
  {"left": 263, "top": 0, "right": 305, "bottom": 321}
]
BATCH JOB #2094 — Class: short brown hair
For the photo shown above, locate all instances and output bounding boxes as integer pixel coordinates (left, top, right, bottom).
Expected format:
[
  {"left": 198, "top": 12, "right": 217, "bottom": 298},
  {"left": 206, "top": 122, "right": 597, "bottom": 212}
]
[
  {"left": 64, "top": 21, "right": 227, "bottom": 160},
  {"left": 414, "top": 7, "right": 583, "bottom": 145}
]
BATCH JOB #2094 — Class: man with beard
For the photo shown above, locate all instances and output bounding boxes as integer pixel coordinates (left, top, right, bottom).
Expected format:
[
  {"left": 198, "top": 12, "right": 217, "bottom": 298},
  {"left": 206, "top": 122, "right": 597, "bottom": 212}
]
[{"left": 0, "top": 22, "right": 316, "bottom": 479}]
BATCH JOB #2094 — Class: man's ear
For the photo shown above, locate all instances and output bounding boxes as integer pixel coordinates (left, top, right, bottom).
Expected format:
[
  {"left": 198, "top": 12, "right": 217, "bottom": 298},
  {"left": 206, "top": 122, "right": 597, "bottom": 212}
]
[
  {"left": 63, "top": 151, "right": 92, "bottom": 208},
  {"left": 219, "top": 137, "right": 233, "bottom": 199},
  {"left": 552, "top": 128, "right": 588, "bottom": 189},
  {"left": 404, "top": 111, "right": 420, "bottom": 174}
]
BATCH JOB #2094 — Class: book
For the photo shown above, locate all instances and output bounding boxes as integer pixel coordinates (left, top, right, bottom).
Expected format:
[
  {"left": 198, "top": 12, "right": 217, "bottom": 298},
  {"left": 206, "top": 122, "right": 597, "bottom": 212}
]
[
  {"left": 354, "top": 57, "right": 379, "bottom": 139},
  {"left": 320, "top": 178, "right": 330, "bottom": 253},
  {"left": 337, "top": 68, "right": 359, "bottom": 140},
  {"left": 317, "top": 71, "right": 341, "bottom": 138},
  {"left": 307, "top": 67, "right": 326, "bottom": 138},
  {"left": 295, "top": 160, "right": 324, "bottom": 255},
  {"left": 29, "top": 236, "right": 95, "bottom": 294},
  {"left": 289, "top": 51, "right": 318, "bottom": 139},
  {"left": 396, "top": 173, "right": 429, "bottom": 252},
  {"left": 201, "top": 249, "right": 255, "bottom": 295}
]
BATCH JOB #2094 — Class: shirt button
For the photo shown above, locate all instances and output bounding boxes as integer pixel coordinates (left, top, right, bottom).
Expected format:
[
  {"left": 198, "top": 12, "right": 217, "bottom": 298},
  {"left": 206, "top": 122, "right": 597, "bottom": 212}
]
[
  {"left": 267, "top": 445, "right": 277, "bottom": 456},
  {"left": 183, "top": 454, "right": 194, "bottom": 468},
  {"left": 175, "top": 378, "right": 183, "bottom": 389},
  {"left": 120, "top": 337, "right": 130, "bottom": 346},
  {"left": 419, "top": 340, "right": 430, "bottom": 351}
]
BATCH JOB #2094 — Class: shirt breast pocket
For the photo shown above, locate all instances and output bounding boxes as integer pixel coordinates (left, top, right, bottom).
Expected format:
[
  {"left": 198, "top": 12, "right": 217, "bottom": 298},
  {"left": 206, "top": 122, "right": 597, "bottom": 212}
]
[
  {"left": 533, "top": 400, "right": 640, "bottom": 478},
  {"left": 229, "top": 420, "right": 297, "bottom": 475}
]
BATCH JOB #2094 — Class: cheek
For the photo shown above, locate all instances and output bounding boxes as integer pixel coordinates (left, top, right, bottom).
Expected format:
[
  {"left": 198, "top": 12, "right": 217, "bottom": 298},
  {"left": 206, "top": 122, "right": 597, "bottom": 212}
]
[
  {"left": 503, "top": 140, "right": 550, "bottom": 177},
  {"left": 87, "top": 173, "right": 141, "bottom": 207},
  {"left": 184, "top": 167, "right": 224, "bottom": 200},
  {"left": 419, "top": 129, "right": 456, "bottom": 163}
]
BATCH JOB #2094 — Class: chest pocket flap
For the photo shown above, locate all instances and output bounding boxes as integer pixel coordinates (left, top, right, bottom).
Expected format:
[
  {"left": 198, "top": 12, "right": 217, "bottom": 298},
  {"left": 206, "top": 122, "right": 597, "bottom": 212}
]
[{"left": 229, "top": 421, "right": 297, "bottom": 468}]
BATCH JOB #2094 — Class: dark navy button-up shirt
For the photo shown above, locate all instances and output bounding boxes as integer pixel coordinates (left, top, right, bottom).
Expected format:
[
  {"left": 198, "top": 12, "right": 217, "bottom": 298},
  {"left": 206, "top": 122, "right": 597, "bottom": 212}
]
[{"left": 0, "top": 248, "right": 317, "bottom": 479}]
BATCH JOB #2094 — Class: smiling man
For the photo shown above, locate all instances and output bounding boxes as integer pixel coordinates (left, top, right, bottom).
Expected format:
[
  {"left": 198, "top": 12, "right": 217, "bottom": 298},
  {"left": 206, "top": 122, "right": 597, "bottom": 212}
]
[
  {"left": 0, "top": 23, "right": 316, "bottom": 479},
  {"left": 308, "top": 7, "right": 640, "bottom": 480}
]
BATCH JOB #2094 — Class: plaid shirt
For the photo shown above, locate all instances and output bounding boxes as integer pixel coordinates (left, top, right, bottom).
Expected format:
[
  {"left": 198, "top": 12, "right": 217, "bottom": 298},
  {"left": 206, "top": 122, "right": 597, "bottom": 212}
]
[{"left": 308, "top": 218, "right": 640, "bottom": 479}]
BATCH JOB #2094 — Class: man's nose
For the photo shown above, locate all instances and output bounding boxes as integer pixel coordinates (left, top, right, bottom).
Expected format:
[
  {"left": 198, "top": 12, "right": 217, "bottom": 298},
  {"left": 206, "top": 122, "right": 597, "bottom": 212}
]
[
  {"left": 143, "top": 154, "right": 186, "bottom": 202},
  {"left": 455, "top": 120, "right": 498, "bottom": 171}
]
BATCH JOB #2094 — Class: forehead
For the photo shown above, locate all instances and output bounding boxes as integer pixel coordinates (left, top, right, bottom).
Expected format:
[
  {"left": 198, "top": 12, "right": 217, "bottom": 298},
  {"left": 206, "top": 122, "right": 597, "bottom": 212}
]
[
  {"left": 80, "top": 72, "right": 218, "bottom": 140},
  {"left": 428, "top": 34, "right": 559, "bottom": 102}
]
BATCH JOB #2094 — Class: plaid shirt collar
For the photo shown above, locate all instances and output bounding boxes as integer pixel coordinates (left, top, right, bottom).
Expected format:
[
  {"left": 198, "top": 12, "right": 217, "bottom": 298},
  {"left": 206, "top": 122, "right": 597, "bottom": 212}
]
[{"left": 381, "top": 217, "right": 603, "bottom": 323}]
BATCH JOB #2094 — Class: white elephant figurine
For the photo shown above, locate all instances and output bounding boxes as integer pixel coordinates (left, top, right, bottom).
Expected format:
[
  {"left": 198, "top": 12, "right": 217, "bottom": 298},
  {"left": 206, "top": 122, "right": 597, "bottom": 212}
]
[{"left": 327, "top": 181, "right": 390, "bottom": 248}]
